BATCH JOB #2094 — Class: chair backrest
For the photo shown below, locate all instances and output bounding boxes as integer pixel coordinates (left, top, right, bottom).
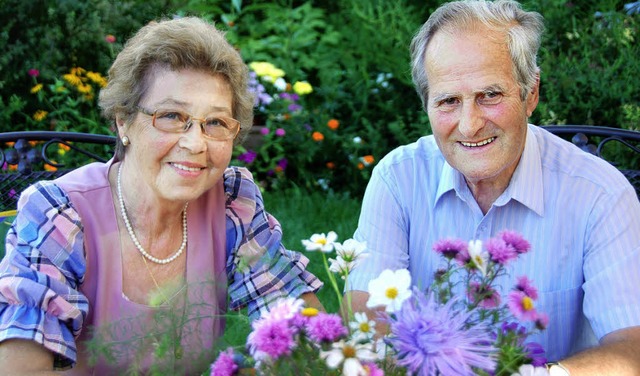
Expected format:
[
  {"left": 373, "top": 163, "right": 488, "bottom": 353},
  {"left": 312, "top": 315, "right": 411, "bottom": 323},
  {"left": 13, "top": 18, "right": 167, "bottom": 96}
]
[
  {"left": 541, "top": 125, "right": 640, "bottom": 199},
  {"left": 0, "top": 131, "right": 116, "bottom": 213}
]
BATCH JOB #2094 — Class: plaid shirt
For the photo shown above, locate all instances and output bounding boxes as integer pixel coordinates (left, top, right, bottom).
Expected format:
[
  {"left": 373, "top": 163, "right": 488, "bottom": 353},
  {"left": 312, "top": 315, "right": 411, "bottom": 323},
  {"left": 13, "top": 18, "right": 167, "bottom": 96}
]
[{"left": 0, "top": 165, "right": 321, "bottom": 365}]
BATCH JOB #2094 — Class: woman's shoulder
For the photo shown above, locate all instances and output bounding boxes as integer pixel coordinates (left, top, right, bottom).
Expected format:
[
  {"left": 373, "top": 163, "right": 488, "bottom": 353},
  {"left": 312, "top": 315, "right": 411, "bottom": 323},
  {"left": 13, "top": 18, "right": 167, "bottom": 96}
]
[{"left": 223, "top": 166, "right": 260, "bottom": 201}]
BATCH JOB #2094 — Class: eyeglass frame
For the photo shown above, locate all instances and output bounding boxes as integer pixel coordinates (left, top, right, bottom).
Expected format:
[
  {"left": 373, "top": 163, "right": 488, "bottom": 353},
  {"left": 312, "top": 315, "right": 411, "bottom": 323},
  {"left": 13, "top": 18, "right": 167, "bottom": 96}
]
[{"left": 136, "top": 106, "right": 241, "bottom": 141}]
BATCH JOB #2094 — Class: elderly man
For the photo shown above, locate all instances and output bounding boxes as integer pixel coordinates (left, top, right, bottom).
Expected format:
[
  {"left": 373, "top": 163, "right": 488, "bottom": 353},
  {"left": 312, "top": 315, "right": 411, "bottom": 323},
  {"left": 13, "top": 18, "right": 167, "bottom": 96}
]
[{"left": 345, "top": 1, "right": 640, "bottom": 375}]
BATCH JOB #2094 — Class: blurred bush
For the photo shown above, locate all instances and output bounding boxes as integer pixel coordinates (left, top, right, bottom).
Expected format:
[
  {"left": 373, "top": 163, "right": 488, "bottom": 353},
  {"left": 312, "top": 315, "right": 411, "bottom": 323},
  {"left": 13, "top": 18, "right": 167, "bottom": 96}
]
[{"left": 2, "top": 0, "right": 638, "bottom": 196}]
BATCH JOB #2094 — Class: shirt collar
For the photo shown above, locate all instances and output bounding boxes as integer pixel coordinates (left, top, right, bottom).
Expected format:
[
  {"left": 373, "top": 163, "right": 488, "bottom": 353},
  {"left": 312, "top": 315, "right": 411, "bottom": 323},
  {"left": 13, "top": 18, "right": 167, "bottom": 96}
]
[{"left": 434, "top": 125, "right": 544, "bottom": 216}]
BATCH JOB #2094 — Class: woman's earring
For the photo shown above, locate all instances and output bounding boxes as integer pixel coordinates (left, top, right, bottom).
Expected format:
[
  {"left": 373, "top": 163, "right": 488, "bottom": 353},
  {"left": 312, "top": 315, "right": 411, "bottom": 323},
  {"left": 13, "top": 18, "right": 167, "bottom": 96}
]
[{"left": 122, "top": 136, "right": 130, "bottom": 146}]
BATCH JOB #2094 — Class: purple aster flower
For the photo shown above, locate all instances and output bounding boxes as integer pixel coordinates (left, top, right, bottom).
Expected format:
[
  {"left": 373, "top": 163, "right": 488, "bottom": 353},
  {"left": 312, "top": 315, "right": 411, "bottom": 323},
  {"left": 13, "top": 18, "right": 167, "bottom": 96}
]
[
  {"left": 515, "top": 276, "right": 539, "bottom": 300},
  {"left": 507, "top": 291, "right": 538, "bottom": 322},
  {"left": 485, "top": 237, "right": 517, "bottom": 265},
  {"left": 9, "top": 188, "right": 17, "bottom": 199},
  {"left": 523, "top": 342, "right": 547, "bottom": 367},
  {"left": 387, "top": 288, "right": 496, "bottom": 375},
  {"left": 499, "top": 230, "right": 531, "bottom": 254},
  {"left": 280, "top": 92, "right": 300, "bottom": 101},
  {"left": 305, "top": 312, "right": 348, "bottom": 343},
  {"left": 237, "top": 150, "right": 257, "bottom": 164},
  {"left": 210, "top": 347, "right": 238, "bottom": 376},
  {"left": 276, "top": 158, "right": 288, "bottom": 170},
  {"left": 433, "top": 238, "right": 467, "bottom": 260},
  {"left": 468, "top": 282, "right": 501, "bottom": 309},
  {"left": 288, "top": 103, "right": 302, "bottom": 112},
  {"left": 247, "top": 319, "right": 297, "bottom": 361},
  {"left": 275, "top": 128, "right": 286, "bottom": 137},
  {"left": 259, "top": 127, "right": 270, "bottom": 135}
]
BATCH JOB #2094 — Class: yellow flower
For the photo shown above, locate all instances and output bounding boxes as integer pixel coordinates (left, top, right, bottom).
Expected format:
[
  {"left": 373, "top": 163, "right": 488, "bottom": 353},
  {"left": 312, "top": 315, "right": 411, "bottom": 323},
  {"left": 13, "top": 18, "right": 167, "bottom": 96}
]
[
  {"left": 86, "top": 71, "right": 107, "bottom": 87},
  {"left": 30, "top": 83, "right": 43, "bottom": 94},
  {"left": 70, "top": 67, "right": 86, "bottom": 76},
  {"left": 33, "top": 110, "right": 48, "bottom": 122},
  {"left": 293, "top": 81, "right": 313, "bottom": 95},
  {"left": 56, "top": 85, "right": 68, "bottom": 93},
  {"left": 76, "top": 83, "right": 92, "bottom": 94},
  {"left": 63, "top": 73, "right": 82, "bottom": 86},
  {"left": 249, "top": 61, "right": 285, "bottom": 82}
]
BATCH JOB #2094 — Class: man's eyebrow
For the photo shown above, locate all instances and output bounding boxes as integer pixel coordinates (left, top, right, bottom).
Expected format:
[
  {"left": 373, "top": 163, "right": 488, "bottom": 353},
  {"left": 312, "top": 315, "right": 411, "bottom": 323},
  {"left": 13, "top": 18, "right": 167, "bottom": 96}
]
[{"left": 479, "top": 84, "right": 506, "bottom": 93}]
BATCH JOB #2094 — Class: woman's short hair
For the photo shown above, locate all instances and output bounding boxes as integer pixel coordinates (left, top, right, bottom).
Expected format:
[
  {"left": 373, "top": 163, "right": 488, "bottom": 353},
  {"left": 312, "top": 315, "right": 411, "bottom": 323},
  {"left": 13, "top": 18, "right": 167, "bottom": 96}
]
[
  {"left": 410, "top": 0, "right": 544, "bottom": 110},
  {"left": 99, "top": 16, "right": 254, "bottom": 160}
]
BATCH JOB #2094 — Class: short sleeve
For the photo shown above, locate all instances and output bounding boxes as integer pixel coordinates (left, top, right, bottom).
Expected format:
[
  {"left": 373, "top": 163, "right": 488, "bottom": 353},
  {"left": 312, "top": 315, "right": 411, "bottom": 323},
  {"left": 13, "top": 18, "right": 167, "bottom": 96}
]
[
  {"left": 224, "top": 167, "right": 322, "bottom": 319},
  {"left": 0, "top": 181, "right": 89, "bottom": 369}
]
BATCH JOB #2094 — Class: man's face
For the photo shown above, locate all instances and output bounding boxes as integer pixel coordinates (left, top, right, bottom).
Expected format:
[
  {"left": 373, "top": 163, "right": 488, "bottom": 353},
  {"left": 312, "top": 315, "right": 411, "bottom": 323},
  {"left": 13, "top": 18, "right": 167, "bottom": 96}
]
[{"left": 424, "top": 26, "right": 539, "bottom": 187}]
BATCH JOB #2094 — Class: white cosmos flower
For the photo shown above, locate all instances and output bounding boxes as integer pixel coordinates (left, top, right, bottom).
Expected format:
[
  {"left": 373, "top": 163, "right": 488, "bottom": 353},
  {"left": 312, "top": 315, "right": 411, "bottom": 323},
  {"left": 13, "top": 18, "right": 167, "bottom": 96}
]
[
  {"left": 349, "top": 312, "right": 376, "bottom": 341},
  {"left": 468, "top": 239, "right": 489, "bottom": 276},
  {"left": 366, "top": 269, "right": 412, "bottom": 313},
  {"left": 302, "top": 231, "right": 338, "bottom": 252},
  {"left": 320, "top": 339, "right": 376, "bottom": 376},
  {"left": 334, "top": 239, "right": 368, "bottom": 263},
  {"left": 328, "top": 256, "right": 353, "bottom": 279}
]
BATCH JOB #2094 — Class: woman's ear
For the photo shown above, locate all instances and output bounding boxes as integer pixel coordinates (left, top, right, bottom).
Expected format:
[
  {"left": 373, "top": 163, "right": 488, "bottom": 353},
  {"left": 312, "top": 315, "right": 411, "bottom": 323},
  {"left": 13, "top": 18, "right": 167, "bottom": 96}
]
[{"left": 115, "top": 113, "right": 128, "bottom": 139}]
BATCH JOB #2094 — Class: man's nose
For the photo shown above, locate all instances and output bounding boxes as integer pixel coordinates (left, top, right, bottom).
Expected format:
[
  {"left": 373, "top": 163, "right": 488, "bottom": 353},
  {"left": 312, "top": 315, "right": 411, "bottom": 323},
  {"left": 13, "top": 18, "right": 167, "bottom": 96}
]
[{"left": 457, "top": 102, "right": 484, "bottom": 138}]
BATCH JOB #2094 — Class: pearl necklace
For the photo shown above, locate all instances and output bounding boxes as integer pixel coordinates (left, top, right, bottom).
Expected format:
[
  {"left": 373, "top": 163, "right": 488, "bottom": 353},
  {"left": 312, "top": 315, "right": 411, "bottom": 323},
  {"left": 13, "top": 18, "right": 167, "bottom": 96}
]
[{"left": 117, "top": 164, "right": 188, "bottom": 264}]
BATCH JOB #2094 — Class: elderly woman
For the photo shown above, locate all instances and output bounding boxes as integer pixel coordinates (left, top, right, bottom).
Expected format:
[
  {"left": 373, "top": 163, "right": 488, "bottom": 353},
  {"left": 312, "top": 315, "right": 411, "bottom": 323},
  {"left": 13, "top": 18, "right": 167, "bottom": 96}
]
[{"left": 0, "top": 17, "right": 322, "bottom": 375}]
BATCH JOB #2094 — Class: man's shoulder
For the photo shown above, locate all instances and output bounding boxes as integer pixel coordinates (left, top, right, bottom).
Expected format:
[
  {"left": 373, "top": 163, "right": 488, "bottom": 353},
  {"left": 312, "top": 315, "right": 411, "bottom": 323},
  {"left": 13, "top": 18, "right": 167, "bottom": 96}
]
[
  {"left": 378, "top": 134, "right": 444, "bottom": 171},
  {"left": 532, "top": 125, "right": 631, "bottom": 191}
]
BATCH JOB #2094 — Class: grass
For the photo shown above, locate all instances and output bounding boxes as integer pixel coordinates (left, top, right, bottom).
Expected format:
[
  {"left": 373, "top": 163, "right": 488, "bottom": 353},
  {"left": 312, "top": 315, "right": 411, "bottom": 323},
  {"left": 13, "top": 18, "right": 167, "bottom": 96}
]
[{"left": 262, "top": 187, "right": 362, "bottom": 312}]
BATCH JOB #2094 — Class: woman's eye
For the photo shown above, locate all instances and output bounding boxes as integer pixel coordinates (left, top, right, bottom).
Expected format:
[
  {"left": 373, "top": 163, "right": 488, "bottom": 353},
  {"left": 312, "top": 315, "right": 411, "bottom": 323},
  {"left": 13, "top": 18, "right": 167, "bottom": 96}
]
[
  {"left": 157, "top": 111, "right": 184, "bottom": 120},
  {"left": 440, "top": 97, "right": 458, "bottom": 106},
  {"left": 205, "top": 118, "right": 227, "bottom": 128}
]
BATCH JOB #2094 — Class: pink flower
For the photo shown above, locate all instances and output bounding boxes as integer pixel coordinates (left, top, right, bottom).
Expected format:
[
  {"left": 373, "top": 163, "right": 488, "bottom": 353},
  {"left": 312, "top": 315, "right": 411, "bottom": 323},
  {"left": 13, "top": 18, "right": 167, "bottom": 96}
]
[
  {"left": 499, "top": 230, "right": 531, "bottom": 254},
  {"left": 468, "top": 282, "right": 501, "bottom": 309},
  {"left": 275, "top": 128, "right": 286, "bottom": 137},
  {"left": 507, "top": 291, "right": 538, "bottom": 322},
  {"left": 305, "top": 312, "right": 348, "bottom": 343},
  {"left": 515, "top": 276, "right": 539, "bottom": 300},
  {"left": 210, "top": 348, "right": 238, "bottom": 376},
  {"left": 247, "top": 319, "right": 297, "bottom": 361},
  {"left": 105, "top": 34, "right": 116, "bottom": 43},
  {"left": 259, "top": 127, "right": 270, "bottom": 135},
  {"left": 363, "top": 362, "right": 384, "bottom": 376},
  {"left": 262, "top": 297, "right": 304, "bottom": 322},
  {"left": 534, "top": 312, "right": 549, "bottom": 330},
  {"left": 28, "top": 69, "right": 39, "bottom": 78},
  {"left": 485, "top": 237, "right": 517, "bottom": 265},
  {"left": 433, "top": 237, "right": 467, "bottom": 260}
]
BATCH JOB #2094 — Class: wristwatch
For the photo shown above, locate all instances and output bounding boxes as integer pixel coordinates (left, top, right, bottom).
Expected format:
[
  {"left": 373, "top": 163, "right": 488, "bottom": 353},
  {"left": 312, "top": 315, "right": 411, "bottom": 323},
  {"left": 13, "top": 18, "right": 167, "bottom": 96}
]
[{"left": 546, "top": 362, "right": 571, "bottom": 376}]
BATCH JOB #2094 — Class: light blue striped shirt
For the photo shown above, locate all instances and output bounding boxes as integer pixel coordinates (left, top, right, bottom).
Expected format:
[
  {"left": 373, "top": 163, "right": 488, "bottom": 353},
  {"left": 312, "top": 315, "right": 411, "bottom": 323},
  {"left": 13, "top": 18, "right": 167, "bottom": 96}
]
[{"left": 348, "top": 124, "right": 640, "bottom": 361}]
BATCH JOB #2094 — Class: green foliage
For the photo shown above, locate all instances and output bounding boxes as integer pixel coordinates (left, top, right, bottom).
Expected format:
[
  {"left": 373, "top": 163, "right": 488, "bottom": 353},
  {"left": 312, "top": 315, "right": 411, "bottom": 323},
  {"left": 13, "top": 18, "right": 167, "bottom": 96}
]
[{"left": 0, "top": 0, "right": 179, "bottom": 132}]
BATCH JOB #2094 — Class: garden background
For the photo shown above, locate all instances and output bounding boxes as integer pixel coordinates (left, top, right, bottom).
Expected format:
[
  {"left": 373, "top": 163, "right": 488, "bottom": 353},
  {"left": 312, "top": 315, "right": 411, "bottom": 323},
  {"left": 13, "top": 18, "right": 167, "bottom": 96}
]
[{"left": 1, "top": 0, "right": 639, "bottom": 313}]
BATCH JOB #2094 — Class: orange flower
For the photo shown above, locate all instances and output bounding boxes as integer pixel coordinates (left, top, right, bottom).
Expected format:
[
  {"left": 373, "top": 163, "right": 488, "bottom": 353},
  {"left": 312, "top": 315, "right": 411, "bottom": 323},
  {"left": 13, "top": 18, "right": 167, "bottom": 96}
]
[
  {"left": 327, "top": 119, "right": 340, "bottom": 130},
  {"left": 312, "top": 131, "right": 324, "bottom": 142},
  {"left": 8, "top": 164, "right": 17, "bottom": 171},
  {"left": 44, "top": 164, "right": 58, "bottom": 172},
  {"left": 58, "top": 143, "right": 71, "bottom": 151},
  {"left": 326, "top": 162, "right": 335, "bottom": 169},
  {"left": 357, "top": 162, "right": 365, "bottom": 170},
  {"left": 362, "top": 155, "right": 375, "bottom": 165},
  {"left": 283, "top": 113, "right": 291, "bottom": 121}
]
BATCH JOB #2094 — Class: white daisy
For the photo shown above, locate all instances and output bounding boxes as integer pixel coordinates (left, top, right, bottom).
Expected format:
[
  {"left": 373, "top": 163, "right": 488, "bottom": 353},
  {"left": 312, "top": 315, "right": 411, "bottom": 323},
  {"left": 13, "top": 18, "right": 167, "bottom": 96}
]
[
  {"left": 320, "top": 339, "right": 376, "bottom": 376},
  {"left": 302, "top": 231, "right": 338, "bottom": 252},
  {"left": 468, "top": 239, "right": 489, "bottom": 276},
  {"left": 349, "top": 312, "right": 376, "bottom": 341},
  {"left": 366, "top": 269, "right": 412, "bottom": 313}
]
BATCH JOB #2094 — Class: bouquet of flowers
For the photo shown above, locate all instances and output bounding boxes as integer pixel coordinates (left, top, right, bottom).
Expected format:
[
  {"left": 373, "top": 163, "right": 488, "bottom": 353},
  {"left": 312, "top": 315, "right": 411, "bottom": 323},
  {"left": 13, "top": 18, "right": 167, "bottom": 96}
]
[{"left": 210, "top": 230, "right": 550, "bottom": 376}]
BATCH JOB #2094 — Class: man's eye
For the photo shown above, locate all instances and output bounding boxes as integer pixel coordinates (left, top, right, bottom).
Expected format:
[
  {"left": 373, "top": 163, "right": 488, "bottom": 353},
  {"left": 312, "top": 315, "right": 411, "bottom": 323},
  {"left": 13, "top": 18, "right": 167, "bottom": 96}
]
[
  {"left": 480, "top": 91, "right": 503, "bottom": 105},
  {"left": 440, "top": 97, "right": 458, "bottom": 106}
]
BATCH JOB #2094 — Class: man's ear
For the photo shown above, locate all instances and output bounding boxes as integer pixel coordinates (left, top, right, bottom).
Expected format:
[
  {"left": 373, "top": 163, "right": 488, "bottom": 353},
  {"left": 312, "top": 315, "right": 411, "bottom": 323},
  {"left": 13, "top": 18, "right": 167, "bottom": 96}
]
[{"left": 526, "top": 74, "right": 540, "bottom": 118}]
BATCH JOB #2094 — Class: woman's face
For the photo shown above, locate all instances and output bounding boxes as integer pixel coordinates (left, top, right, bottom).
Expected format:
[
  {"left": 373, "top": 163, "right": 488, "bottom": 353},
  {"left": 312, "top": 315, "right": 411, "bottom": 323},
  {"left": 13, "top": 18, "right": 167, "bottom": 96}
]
[{"left": 118, "top": 67, "right": 235, "bottom": 206}]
